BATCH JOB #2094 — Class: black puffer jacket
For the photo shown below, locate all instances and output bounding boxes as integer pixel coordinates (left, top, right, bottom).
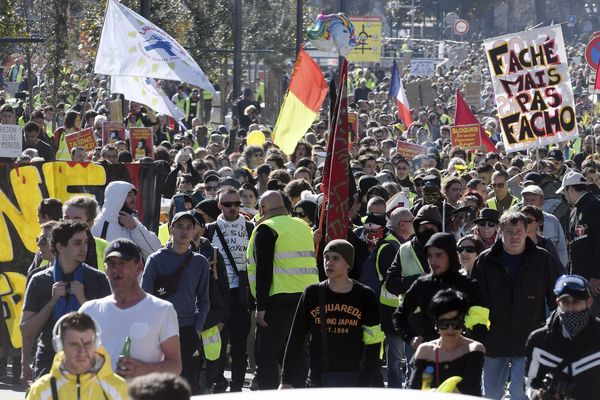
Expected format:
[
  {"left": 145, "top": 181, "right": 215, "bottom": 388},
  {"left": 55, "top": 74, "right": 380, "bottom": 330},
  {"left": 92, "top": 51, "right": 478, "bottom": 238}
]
[
  {"left": 393, "top": 233, "right": 485, "bottom": 343},
  {"left": 525, "top": 311, "right": 600, "bottom": 400},
  {"left": 471, "top": 237, "right": 560, "bottom": 357}
]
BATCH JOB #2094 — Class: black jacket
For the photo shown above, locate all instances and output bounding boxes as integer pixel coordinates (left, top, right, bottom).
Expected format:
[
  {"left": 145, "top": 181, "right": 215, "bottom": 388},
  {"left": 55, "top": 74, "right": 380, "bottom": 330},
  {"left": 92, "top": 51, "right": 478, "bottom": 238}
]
[
  {"left": 569, "top": 191, "right": 600, "bottom": 279},
  {"left": 525, "top": 311, "right": 600, "bottom": 400},
  {"left": 471, "top": 237, "right": 560, "bottom": 357},
  {"left": 385, "top": 236, "right": 429, "bottom": 297},
  {"left": 392, "top": 259, "right": 484, "bottom": 343}
]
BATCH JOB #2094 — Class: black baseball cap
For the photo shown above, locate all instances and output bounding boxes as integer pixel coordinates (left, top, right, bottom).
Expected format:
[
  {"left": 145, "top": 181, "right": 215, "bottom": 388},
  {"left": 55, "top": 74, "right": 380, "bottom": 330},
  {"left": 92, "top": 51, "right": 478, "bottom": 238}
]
[
  {"left": 548, "top": 149, "right": 564, "bottom": 161},
  {"left": 171, "top": 211, "right": 197, "bottom": 227},
  {"left": 104, "top": 239, "right": 141, "bottom": 262}
]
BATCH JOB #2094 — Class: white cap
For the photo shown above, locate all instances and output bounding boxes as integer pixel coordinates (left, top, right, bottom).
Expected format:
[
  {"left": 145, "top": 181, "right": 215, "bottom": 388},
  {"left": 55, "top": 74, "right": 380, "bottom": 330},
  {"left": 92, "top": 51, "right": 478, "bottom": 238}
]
[{"left": 556, "top": 171, "right": 587, "bottom": 194}]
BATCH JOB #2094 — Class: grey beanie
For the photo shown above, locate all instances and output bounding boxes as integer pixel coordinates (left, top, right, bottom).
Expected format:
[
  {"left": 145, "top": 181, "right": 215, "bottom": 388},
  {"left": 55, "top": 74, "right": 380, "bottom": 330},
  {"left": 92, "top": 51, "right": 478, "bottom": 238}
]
[{"left": 324, "top": 239, "right": 355, "bottom": 269}]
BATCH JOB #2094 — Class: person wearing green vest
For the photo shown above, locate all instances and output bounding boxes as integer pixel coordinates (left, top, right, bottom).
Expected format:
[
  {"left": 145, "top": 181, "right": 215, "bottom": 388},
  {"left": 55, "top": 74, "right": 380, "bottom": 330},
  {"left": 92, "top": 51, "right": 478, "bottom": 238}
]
[
  {"left": 141, "top": 211, "right": 211, "bottom": 395},
  {"left": 487, "top": 170, "right": 518, "bottom": 216},
  {"left": 384, "top": 205, "right": 442, "bottom": 385},
  {"left": 7, "top": 60, "right": 24, "bottom": 83},
  {"left": 376, "top": 207, "right": 414, "bottom": 388},
  {"left": 202, "top": 88, "right": 213, "bottom": 125},
  {"left": 54, "top": 110, "right": 80, "bottom": 161},
  {"left": 62, "top": 196, "right": 108, "bottom": 272},
  {"left": 184, "top": 89, "right": 202, "bottom": 129},
  {"left": 247, "top": 190, "right": 319, "bottom": 390},
  {"left": 171, "top": 84, "right": 188, "bottom": 112}
]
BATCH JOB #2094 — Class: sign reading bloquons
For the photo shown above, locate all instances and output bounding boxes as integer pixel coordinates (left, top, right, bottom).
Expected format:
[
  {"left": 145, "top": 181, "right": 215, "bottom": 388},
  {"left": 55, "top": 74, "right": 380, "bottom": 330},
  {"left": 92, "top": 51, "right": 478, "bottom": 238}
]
[{"left": 483, "top": 25, "right": 578, "bottom": 153}]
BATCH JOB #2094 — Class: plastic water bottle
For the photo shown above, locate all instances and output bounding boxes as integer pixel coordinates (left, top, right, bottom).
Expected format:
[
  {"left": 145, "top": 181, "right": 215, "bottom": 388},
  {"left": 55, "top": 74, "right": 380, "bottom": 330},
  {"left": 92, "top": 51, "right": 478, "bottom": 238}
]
[
  {"left": 121, "top": 336, "right": 131, "bottom": 357},
  {"left": 421, "top": 365, "right": 434, "bottom": 390}
]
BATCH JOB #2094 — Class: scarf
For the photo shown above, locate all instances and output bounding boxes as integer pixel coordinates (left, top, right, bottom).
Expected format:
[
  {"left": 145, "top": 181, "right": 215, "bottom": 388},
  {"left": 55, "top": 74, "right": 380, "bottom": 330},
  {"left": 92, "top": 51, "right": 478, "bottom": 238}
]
[
  {"left": 53, "top": 260, "right": 85, "bottom": 321},
  {"left": 558, "top": 308, "right": 591, "bottom": 338}
]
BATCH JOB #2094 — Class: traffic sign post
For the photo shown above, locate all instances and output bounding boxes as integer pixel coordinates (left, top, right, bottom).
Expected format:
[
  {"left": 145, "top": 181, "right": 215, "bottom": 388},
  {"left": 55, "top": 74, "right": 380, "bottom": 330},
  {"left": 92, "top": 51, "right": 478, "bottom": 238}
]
[
  {"left": 453, "top": 19, "right": 469, "bottom": 36},
  {"left": 585, "top": 32, "right": 600, "bottom": 70}
]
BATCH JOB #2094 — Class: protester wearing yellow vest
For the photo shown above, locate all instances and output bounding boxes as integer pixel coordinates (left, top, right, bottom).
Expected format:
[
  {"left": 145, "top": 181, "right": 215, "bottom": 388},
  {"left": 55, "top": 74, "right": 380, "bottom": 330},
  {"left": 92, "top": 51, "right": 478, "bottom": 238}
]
[
  {"left": 247, "top": 191, "right": 319, "bottom": 390},
  {"left": 184, "top": 89, "right": 202, "bottom": 128},
  {"left": 7, "top": 61, "right": 24, "bottom": 83},
  {"left": 54, "top": 110, "right": 81, "bottom": 161},
  {"left": 487, "top": 170, "right": 518, "bottom": 216}
]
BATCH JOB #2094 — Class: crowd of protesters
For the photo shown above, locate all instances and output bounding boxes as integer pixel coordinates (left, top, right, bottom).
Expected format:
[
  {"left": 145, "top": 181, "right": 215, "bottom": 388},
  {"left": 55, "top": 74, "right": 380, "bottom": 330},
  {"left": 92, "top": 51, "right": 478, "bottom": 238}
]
[{"left": 1, "top": 35, "right": 600, "bottom": 399}]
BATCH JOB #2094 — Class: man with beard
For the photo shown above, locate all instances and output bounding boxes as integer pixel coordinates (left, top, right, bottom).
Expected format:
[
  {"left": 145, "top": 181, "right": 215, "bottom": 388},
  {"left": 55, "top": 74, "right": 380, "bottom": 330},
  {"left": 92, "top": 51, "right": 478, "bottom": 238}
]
[
  {"left": 91, "top": 181, "right": 161, "bottom": 260},
  {"left": 383, "top": 204, "right": 443, "bottom": 384},
  {"left": 22, "top": 121, "right": 55, "bottom": 161}
]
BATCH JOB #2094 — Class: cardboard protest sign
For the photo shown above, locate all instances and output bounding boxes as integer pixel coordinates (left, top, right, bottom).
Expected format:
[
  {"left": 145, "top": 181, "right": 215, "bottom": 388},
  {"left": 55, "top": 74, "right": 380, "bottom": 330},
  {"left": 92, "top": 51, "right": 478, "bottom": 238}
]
[
  {"left": 129, "top": 127, "right": 154, "bottom": 160},
  {"left": 102, "top": 122, "right": 126, "bottom": 146},
  {"left": 405, "top": 79, "right": 435, "bottom": 108},
  {"left": 483, "top": 25, "right": 578, "bottom": 153},
  {"left": 0, "top": 125, "right": 22, "bottom": 158},
  {"left": 464, "top": 82, "right": 481, "bottom": 109},
  {"left": 451, "top": 124, "right": 482, "bottom": 149},
  {"left": 348, "top": 111, "right": 359, "bottom": 144},
  {"left": 109, "top": 99, "right": 123, "bottom": 122},
  {"left": 65, "top": 128, "right": 96, "bottom": 152},
  {"left": 396, "top": 141, "right": 427, "bottom": 160}
]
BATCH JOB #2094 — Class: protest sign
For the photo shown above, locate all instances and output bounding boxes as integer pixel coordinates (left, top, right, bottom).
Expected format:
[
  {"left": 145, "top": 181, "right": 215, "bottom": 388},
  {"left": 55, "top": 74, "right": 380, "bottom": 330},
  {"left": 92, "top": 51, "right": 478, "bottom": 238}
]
[
  {"left": 129, "top": 127, "right": 154, "bottom": 159},
  {"left": 348, "top": 111, "right": 359, "bottom": 144},
  {"left": 102, "top": 122, "right": 126, "bottom": 146},
  {"left": 451, "top": 124, "right": 482, "bottom": 149},
  {"left": 65, "top": 128, "right": 96, "bottom": 152},
  {"left": 0, "top": 125, "right": 22, "bottom": 158},
  {"left": 405, "top": 79, "right": 435, "bottom": 108},
  {"left": 410, "top": 59, "right": 437, "bottom": 77},
  {"left": 483, "top": 25, "right": 578, "bottom": 153},
  {"left": 396, "top": 141, "right": 427, "bottom": 160},
  {"left": 464, "top": 82, "right": 481, "bottom": 109},
  {"left": 347, "top": 16, "right": 382, "bottom": 63}
]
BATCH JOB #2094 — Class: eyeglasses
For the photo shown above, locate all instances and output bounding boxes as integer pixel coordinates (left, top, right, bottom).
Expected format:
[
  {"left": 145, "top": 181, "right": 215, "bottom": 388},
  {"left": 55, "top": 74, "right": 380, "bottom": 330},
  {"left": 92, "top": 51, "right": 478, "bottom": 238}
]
[
  {"left": 457, "top": 245, "right": 477, "bottom": 253},
  {"left": 293, "top": 211, "right": 307, "bottom": 218},
  {"left": 205, "top": 185, "right": 219, "bottom": 192},
  {"left": 220, "top": 201, "right": 241, "bottom": 208},
  {"left": 477, "top": 221, "right": 497, "bottom": 228},
  {"left": 491, "top": 183, "right": 505, "bottom": 189},
  {"left": 436, "top": 319, "right": 464, "bottom": 330}
]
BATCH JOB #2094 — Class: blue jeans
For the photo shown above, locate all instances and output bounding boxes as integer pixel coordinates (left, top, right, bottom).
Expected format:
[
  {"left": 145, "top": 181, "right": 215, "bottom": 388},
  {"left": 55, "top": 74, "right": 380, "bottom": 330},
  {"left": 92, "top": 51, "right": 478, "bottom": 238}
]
[
  {"left": 385, "top": 335, "right": 405, "bottom": 388},
  {"left": 403, "top": 341, "right": 416, "bottom": 388},
  {"left": 483, "top": 356, "right": 527, "bottom": 400}
]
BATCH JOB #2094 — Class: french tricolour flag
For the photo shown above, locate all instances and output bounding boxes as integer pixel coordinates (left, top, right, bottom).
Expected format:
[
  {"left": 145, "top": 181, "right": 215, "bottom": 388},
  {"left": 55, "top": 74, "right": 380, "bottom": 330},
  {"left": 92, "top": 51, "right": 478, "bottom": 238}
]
[{"left": 389, "top": 60, "right": 413, "bottom": 127}]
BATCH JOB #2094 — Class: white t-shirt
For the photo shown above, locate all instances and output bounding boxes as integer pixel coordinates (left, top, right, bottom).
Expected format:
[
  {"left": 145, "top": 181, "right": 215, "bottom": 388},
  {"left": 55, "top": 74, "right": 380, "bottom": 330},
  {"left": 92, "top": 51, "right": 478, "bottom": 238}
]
[
  {"left": 212, "top": 215, "right": 249, "bottom": 288},
  {"left": 80, "top": 293, "right": 179, "bottom": 371}
]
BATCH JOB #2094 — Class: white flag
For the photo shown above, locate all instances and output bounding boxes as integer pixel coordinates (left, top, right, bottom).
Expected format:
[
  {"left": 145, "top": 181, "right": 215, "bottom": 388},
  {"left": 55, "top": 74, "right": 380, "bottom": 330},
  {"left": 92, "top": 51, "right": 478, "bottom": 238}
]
[
  {"left": 111, "top": 76, "right": 185, "bottom": 121},
  {"left": 95, "top": 0, "right": 215, "bottom": 93}
]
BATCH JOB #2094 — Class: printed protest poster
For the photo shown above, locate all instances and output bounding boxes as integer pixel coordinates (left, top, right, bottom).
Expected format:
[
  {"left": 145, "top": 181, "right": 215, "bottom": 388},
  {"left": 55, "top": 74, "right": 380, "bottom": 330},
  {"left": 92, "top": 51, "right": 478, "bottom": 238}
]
[
  {"left": 0, "top": 125, "right": 22, "bottom": 158},
  {"left": 451, "top": 124, "right": 482, "bottom": 149},
  {"left": 410, "top": 59, "right": 437, "bottom": 77},
  {"left": 129, "top": 127, "right": 154, "bottom": 160},
  {"left": 65, "top": 128, "right": 97, "bottom": 152},
  {"left": 396, "top": 141, "right": 427, "bottom": 160},
  {"left": 348, "top": 111, "right": 359, "bottom": 144},
  {"left": 102, "top": 122, "right": 126, "bottom": 146},
  {"left": 483, "top": 25, "right": 578, "bottom": 153},
  {"left": 347, "top": 16, "right": 382, "bottom": 63}
]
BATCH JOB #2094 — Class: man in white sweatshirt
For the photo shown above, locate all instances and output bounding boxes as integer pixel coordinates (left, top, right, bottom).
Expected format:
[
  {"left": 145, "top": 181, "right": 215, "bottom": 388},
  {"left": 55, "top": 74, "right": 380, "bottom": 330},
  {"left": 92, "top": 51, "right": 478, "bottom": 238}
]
[{"left": 91, "top": 181, "right": 161, "bottom": 260}]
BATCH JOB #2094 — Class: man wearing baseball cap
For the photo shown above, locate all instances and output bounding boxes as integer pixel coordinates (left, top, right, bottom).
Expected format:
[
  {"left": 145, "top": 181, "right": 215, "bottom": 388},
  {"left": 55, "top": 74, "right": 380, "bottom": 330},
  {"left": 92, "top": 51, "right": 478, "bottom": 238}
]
[
  {"left": 557, "top": 171, "right": 600, "bottom": 317},
  {"left": 525, "top": 275, "right": 600, "bottom": 399}
]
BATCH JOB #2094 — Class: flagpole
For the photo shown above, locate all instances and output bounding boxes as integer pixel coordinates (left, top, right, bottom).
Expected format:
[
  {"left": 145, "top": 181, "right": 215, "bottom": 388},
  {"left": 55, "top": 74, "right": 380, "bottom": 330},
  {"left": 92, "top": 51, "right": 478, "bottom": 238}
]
[{"left": 75, "top": 69, "right": 95, "bottom": 148}]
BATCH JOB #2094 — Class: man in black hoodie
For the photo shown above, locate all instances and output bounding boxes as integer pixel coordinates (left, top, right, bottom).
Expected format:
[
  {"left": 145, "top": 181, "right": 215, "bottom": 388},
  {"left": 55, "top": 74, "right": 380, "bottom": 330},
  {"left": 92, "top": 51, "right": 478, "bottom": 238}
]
[{"left": 392, "top": 232, "right": 486, "bottom": 383}]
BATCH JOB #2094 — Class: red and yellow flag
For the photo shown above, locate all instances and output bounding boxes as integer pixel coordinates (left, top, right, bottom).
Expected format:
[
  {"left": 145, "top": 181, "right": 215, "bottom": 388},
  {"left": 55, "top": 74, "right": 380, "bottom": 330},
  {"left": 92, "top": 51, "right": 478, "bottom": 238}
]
[{"left": 273, "top": 49, "right": 328, "bottom": 154}]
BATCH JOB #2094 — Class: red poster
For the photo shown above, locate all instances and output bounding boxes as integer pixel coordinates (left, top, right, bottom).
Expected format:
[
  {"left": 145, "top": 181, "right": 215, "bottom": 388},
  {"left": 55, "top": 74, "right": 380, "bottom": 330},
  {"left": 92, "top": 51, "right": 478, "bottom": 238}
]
[
  {"left": 451, "top": 124, "right": 482, "bottom": 149},
  {"left": 129, "top": 127, "right": 154, "bottom": 160},
  {"left": 65, "top": 128, "right": 97, "bottom": 152},
  {"left": 396, "top": 141, "right": 427, "bottom": 160},
  {"left": 102, "top": 122, "right": 125, "bottom": 146}
]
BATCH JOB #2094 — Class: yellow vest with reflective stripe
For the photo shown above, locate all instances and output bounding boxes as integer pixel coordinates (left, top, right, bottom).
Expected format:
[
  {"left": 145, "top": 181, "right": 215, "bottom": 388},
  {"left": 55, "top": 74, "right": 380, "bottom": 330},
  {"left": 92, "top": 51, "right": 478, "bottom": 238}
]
[
  {"left": 486, "top": 195, "right": 518, "bottom": 211},
  {"left": 185, "top": 97, "right": 202, "bottom": 120},
  {"left": 175, "top": 96, "right": 186, "bottom": 112},
  {"left": 376, "top": 234, "right": 401, "bottom": 307},
  {"left": 202, "top": 89, "right": 213, "bottom": 101},
  {"left": 55, "top": 133, "right": 72, "bottom": 160},
  {"left": 94, "top": 237, "right": 108, "bottom": 273},
  {"left": 395, "top": 241, "right": 425, "bottom": 303},
  {"left": 201, "top": 325, "right": 222, "bottom": 361},
  {"left": 247, "top": 215, "right": 318, "bottom": 297}
]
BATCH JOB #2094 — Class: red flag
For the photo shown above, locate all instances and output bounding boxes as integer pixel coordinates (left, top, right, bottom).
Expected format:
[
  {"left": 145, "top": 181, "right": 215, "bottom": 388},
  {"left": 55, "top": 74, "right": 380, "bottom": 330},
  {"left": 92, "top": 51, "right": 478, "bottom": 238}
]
[
  {"left": 595, "top": 58, "right": 600, "bottom": 91},
  {"left": 454, "top": 90, "right": 495, "bottom": 152},
  {"left": 320, "top": 60, "right": 350, "bottom": 242}
]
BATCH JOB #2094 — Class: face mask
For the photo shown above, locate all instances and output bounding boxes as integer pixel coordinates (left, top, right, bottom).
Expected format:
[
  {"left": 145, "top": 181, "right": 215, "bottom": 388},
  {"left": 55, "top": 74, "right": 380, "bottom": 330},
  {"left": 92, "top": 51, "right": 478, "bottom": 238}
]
[
  {"left": 558, "top": 308, "right": 591, "bottom": 338},
  {"left": 363, "top": 224, "right": 383, "bottom": 247},
  {"left": 416, "top": 228, "right": 437, "bottom": 245}
]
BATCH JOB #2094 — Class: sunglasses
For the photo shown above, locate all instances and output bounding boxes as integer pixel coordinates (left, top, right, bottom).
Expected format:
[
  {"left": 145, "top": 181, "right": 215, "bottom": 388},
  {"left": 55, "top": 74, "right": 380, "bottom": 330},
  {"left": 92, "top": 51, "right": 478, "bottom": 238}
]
[
  {"left": 491, "top": 183, "right": 505, "bottom": 188},
  {"left": 436, "top": 319, "right": 464, "bottom": 331},
  {"left": 457, "top": 245, "right": 477, "bottom": 253},
  {"left": 477, "top": 221, "right": 497, "bottom": 228},
  {"left": 293, "top": 211, "right": 307, "bottom": 218},
  {"left": 220, "top": 201, "right": 241, "bottom": 208},
  {"left": 206, "top": 185, "right": 219, "bottom": 192}
]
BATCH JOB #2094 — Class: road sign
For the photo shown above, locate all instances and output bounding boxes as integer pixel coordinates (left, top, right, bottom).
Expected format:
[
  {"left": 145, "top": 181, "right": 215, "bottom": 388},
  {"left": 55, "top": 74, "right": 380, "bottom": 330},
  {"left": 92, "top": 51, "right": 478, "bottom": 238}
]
[
  {"left": 585, "top": 32, "right": 600, "bottom": 70},
  {"left": 453, "top": 19, "right": 469, "bottom": 35}
]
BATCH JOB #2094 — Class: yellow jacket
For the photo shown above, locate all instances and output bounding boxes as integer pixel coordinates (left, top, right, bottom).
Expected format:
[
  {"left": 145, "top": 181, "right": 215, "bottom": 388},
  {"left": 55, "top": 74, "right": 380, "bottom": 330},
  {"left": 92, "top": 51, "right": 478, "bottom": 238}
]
[{"left": 27, "top": 347, "right": 128, "bottom": 400}]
